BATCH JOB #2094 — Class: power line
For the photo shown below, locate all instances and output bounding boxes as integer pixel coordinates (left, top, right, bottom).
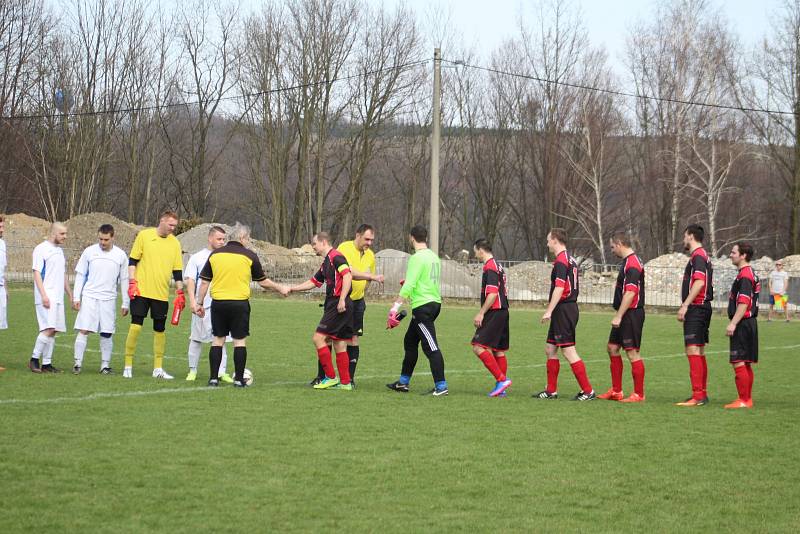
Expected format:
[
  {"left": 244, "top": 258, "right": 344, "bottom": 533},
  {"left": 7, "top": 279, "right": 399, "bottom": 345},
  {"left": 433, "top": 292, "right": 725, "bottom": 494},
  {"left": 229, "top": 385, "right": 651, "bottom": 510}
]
[
  {"left": 444, "top": 58, "right": 794, "bottom": 117},
  {"left": 1, "top": 58, "right": 431, "bottom": 121}
]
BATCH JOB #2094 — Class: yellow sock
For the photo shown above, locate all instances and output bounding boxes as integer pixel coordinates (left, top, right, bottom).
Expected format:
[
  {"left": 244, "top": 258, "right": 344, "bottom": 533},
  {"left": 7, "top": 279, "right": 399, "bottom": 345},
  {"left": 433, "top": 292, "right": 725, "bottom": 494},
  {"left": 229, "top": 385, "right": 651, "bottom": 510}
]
[
  {"left": 124, "top": 324, "right": 142, "bottom": 367},
  {"left": 153, "top": 331, "right": 166, "bottom": 370}
]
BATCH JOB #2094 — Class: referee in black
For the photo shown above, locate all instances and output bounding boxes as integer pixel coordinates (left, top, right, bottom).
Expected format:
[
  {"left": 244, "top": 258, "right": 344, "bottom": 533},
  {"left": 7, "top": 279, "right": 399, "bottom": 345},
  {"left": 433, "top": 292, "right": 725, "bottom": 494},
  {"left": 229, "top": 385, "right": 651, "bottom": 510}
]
[{"left": 195, "top": 223, "right": 288, "bottom": 387}]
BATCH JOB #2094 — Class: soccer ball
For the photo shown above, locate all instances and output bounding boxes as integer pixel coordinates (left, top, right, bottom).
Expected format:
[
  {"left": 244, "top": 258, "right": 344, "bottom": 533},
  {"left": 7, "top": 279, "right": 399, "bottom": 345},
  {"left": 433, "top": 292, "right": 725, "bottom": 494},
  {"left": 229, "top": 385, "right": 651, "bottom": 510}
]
[{"left": 242, "top": 368, "right": 253, "bottom": 386}]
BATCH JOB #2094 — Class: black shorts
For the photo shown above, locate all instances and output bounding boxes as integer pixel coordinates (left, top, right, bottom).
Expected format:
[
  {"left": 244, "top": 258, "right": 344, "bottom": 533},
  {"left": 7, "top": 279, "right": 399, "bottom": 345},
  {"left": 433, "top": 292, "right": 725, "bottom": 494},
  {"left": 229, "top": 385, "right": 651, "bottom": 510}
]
[
  {"left": 683, "top": 305, "right": 712, "bottom": 347},
  {"left": 352, "top": 298, "right": 366, "bottom": 337},
  {"left": 608, "top": 308, "right": 645, "bottom": 351},
  {"left": 547, "top": 301, "right": 579, "bottom": 347},
  {"left": 472, "top": 309, "right": 510, "bottom": 351},
  {"left": 129, "top": 296, "right": 168, "bottom": 320},
  {"left": 211, "top": 300, "right": 250, "bottom": 339},
  {"left": 730, "top": 317, "right": 758, "bottom": 363},
  {"left": 316, "top": 297, "right": 354, "bottom": 341}
]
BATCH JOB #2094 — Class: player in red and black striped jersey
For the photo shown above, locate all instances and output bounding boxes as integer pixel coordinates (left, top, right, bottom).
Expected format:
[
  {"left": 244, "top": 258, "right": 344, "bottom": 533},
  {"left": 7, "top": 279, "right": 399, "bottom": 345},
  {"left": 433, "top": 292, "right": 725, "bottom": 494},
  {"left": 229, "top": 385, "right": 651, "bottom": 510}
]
[
  {"left": 676, "top": 225, "right": 715, "bottom": 407},
  {"left": 533, "top": 228, "right": 595, "bottom": 401},
  {"left": 724, "top": 242, "right": 760, "bottom": 409},
  {"left": 288, "top": 232, "right": 355, "bottom": 390},
  {"left": 599, "top": 232, "right": 646, "bottom": 403},
  {"left": 470, "top": 239, "right": 512, "bottom": 397}
]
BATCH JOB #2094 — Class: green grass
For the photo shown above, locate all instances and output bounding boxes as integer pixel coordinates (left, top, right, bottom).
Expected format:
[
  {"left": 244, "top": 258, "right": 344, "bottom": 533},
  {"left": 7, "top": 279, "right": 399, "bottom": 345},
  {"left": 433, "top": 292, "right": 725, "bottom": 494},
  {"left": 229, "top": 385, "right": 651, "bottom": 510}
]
[{"left": 1, "top": 284, "right": 798, "bottom": 533}]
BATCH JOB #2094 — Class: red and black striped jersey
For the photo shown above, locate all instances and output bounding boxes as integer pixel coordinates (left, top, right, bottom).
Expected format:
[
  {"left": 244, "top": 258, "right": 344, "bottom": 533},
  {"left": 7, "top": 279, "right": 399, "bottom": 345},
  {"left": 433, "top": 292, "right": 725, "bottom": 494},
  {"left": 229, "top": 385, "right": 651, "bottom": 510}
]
[
  {"left": 682, "top": 247, "right": 714, "bottom": 307},
  {"left": 728, "top": 265, "right": 760, "bottom": 319},
  {"left": 614, "top": 253, "right": 645, "bottom": 310},
  {"left": 311, "top": 249, "right": 351, "bottom": 299},
  {"left": 550, "top": 250, "right": 579, "bottom": 303},
  {"left": 481, "top": 257, "right": 509, "bottom": 310}
]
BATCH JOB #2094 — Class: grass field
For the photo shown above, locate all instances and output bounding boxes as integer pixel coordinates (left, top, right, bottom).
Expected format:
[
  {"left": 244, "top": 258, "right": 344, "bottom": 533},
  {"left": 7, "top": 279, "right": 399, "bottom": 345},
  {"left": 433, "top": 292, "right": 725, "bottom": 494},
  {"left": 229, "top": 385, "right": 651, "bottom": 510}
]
[{"left": 1, "top": 285, "right": 798, "bottom": 533}]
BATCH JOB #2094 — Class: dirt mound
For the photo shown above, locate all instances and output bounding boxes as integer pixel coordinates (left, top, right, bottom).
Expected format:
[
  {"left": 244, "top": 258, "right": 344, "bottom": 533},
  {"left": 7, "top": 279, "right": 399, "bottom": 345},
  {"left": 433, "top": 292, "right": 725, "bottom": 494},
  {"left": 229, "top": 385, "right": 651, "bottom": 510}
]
[{"left": 2, "top": 213, "right": 52, "bottom": 272}]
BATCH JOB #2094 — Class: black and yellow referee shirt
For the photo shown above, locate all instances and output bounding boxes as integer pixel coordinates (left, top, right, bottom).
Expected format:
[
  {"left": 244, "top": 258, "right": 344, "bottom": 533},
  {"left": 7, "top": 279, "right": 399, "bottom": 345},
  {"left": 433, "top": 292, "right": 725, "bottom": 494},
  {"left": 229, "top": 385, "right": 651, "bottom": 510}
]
[{"left": 199, "top": 241, "right": 266, "bottom": 301}]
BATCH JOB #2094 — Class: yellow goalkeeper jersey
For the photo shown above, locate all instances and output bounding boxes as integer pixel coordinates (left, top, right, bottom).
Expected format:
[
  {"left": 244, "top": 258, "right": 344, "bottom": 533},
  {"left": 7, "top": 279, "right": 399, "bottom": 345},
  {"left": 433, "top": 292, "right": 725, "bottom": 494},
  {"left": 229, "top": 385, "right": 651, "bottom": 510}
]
[{"left": 129, "top": 228, "right": 183, "bottom": 301}]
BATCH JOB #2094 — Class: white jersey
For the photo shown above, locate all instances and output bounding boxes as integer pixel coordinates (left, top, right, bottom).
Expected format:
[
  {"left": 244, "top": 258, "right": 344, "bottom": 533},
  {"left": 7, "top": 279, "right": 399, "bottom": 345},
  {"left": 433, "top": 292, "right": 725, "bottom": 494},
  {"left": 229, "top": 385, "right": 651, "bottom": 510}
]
[
  {"left": 185, "top": 248, "right": 214, "bottom": 308},
  {"left": 32, "top": 240, "right": 66, "bottom": 304},
  {"left": 0, "top": 237, "right": 6, "bottom": 286},
  {"left": 769, "top": 270, "right": 789, "bottom": 294},
  {"left": 74, "top": 244, "right": 130, "bottom": 307}
]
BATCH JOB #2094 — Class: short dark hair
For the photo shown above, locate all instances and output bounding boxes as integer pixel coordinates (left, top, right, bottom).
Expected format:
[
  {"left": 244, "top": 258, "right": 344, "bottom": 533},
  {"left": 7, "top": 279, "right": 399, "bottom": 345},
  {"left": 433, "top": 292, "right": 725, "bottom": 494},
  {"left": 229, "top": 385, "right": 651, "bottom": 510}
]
[
  {"left": 98, "top": 224, "right": 115, "bottom": 236},
  {"left": 610, "top": 231, "right": 631, "bottom": 247},
  {"left": 474, "top": 238, "right": 492, "bottom": 252},
  {"left": 159, "top": 209, "right": 179, "bottom": 221},
  {"left": 313, "top": 231, "right": 332, "bottom": 245},
  {"left": 548, "top": 228, "right": 568, "bottom": 245},
  {"left": 209, "top": 225, "right": 226, "bottom": 236},
  {"left": 355, "top": 224, "right": 374, "bottom": 236},
  {"left": 410, "top": 225, "right": 427, "bottom": 243},
  {"left": 684, "top": 224, "right": 705, "bottom": 243},
  {"left": 735, "top": 242, "right": 754, "bottom": 262}
]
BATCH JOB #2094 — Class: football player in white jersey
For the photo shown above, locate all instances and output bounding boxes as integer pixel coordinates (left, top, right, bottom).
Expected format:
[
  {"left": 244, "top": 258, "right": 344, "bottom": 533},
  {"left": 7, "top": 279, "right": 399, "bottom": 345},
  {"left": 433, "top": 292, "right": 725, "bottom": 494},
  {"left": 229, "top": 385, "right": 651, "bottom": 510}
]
[
  {"left": 30, "top": 222, "right": 72, "bottom": 373},
  {"left": 184, "top": 225, "right": 233, "bottom": 382},
  {"left": 71, "top": 224, "right": 130, "bottom": 374},
  {"left": 0, "top": 215, "right": 7, "bottom": 372}
]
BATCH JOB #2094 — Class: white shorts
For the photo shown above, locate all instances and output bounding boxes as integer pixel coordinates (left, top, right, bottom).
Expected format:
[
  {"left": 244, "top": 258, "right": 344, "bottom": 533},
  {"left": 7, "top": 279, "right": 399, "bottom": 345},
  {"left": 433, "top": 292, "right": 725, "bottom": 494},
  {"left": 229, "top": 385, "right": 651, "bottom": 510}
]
[
  {"left": 36, "top": 302, "right": 66, "bottom": 332},
  {"left": 74, "top": 296, "right": 117, "bottom": 334},
  {"left": 0, "top": 286, "right": 7, "bottom": 330},
  {"left": 190, "top": 312, "right": 232, "bottom": 343}
]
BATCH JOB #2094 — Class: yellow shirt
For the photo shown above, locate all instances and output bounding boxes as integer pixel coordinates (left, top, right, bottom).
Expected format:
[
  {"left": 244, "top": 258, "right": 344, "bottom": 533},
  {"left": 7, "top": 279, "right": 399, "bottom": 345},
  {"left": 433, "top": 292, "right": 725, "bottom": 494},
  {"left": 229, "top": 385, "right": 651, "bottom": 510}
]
[
  {"left": 200, "top": 241, "right": 266, "bottom": 301},
  {"left": 338, "top": 240, "right": 375, "bottom": 301},
  {"left": 129, "top": 228, "right": 183, "bottom": 301}
]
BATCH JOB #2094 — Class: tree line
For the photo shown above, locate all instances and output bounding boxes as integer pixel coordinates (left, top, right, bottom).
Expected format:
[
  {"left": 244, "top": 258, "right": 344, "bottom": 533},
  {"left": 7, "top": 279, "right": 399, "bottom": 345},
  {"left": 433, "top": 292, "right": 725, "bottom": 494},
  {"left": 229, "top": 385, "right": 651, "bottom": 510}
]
[{"left": 1, "top": 0, "right": 799, "bottom": 262}]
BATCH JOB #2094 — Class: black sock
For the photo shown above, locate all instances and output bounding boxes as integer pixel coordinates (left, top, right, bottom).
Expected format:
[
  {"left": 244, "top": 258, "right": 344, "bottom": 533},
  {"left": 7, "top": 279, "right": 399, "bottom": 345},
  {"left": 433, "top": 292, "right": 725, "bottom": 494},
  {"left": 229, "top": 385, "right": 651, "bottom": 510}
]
[
  {"left": 234, "top": 347, "right": 247, "bottom": 382},
  {"left": 209, "top": 346, "right": 223, "bottom": 379},
  {"left": 316, "top": 360, "right": 325, "bottom": 380},
  {"left": 347, "top": 345, "right": 360, "bottom": 380}
]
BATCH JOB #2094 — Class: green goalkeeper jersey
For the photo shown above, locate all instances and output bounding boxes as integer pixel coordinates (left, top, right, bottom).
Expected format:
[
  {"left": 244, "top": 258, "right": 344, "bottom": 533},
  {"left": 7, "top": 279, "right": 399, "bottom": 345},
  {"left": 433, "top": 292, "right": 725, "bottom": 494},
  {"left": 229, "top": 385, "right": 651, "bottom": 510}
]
[{"left": 399, "top": 248, "right": 442, "bottom": 309}]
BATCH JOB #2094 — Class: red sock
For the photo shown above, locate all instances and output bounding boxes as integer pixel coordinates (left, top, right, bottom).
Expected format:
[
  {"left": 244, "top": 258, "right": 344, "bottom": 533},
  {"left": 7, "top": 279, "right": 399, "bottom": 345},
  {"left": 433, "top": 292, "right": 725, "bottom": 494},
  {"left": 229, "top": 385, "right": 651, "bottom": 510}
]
[
  {"left": 316, "top": 346, "right": 335, "bottom": 379},
  {"left": 745, "top": 363, "right": 754, "bottom": 400},
  {"left": 495, "top": 355, "right": 508, "bottom": 376},
  {"left": 631, "top": 359, "right": 645, "bottom": 397},
  {"left": 700, "top": 355, "right": 708, "bottom": 395},
  {"left": 734, "top": 365, "right": 749, "bottom": 401},
  {"left": 570, "top": 359, "right": 593, "bottom": 393},
  {"left": 688, "top": 355, "right": 704, "bottom": 400},
  {"left": 546, "top": 359, "right": 560, "bottom": 393},
  {"left": 335, "top": 351, "right": 351, "bottom": 385},
  {"left": 610, "top": 355, "right": 623, "bottom": 392},
  {"left": 477, "top": 350, "right": 505, "bottom": 381}
]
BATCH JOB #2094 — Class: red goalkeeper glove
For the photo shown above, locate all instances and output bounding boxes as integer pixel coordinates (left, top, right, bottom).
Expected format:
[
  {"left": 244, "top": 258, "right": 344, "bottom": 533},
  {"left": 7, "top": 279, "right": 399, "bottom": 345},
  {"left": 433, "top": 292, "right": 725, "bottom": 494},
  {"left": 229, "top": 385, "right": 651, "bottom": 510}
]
[{"left": 128, "top": 279, "right": 140, "bottom": 299}]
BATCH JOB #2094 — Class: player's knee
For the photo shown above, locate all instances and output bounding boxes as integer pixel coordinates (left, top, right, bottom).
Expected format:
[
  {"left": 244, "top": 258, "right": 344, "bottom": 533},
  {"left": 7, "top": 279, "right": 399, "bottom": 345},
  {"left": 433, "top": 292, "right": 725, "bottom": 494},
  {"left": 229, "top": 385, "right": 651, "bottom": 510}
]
[
  {"left": 99, "top": 332, "right": 112, "bottom": 339},
  {"left": 131, "top": 315, "right": 145, "bottom": 326},
  {"left": 471, "top": 345, "right": 485, "bottom": 357},
  {"left": 607, "top": 344, "right": 619, "bottom": 357},
  {"left": 312, "top": 332, "right": 326, "bottom": 346},
  {"left": 153, "top": 318, "right": 166, "bottom": 332}
]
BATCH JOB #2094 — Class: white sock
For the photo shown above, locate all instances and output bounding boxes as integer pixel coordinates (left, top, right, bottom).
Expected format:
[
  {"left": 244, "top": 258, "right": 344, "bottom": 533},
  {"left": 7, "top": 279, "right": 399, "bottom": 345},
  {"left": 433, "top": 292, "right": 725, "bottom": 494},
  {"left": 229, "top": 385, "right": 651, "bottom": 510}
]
[
  {"left": 188, "top": 340, "right": 202, "bottom": 372},
  {"left": 42, "top": 336, "right": 56, "bottom": 365},
  {"left": 220, "top": 345, "right": 228, "bottom": 375},
  {"left": 99, "top": 336, "right": 113, "bottom": 369},
  {"left": 74, "top": 333, "right": 88, "bottom": 366},
  {"left": 32, "top": 333, "right": 49, "bottom": 359}
]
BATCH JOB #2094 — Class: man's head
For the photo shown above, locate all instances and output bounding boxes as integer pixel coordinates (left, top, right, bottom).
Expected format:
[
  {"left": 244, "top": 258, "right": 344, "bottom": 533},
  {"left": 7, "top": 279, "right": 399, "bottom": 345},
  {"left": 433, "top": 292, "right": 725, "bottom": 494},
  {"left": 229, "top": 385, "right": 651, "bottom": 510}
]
[
  {"left": 609, "top": 231, "right": 633, "bottom": 259},
  {"left": 229, "top": 223, "right": 251, "bottom": 246},
  {"left": 0, "top": 215, "right": 4, "bottom": 238},
  {"left": 546, "top": 228, "right": 567, "bottom": 254},
  {"left": 776, "top": 259, "right": 784, "bottom": 271},
  {"left": 208, "top": 225, "right": 226, "bottom": 250},
  {"left": 50, "top": 222, "right": 67, "bottom": 245},
  {"left": 311, "top": 232, "right": 333, "bottom": 256},
  {"left": 157, "top": 210, "right": 179, "bottom": 237},
  {"left": 473, "top": 238, "right": 493, "bottom": 262},
  {"left": 683, "top": 224, "right": 704, "bottom": 251},
  {"left": 730, "top": 242, "right": 753, "bottom": 267},
  {"left": 98, "top": 224, "right": 115, "bottom": 251},
  {"left": 409, "top": 225, "right": 427, "bottom": 246},
  {"left": 354, "top": 224, "right": 375, "bottom": 252}
]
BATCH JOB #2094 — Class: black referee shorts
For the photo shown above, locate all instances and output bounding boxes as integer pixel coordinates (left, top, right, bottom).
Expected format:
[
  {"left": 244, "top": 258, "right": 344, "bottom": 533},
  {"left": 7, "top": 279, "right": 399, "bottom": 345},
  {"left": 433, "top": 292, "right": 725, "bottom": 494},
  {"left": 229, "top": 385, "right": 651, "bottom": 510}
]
[
  {"left": 352, "top": 298, "right": 366, "bottom": 337},
  {"left": 547, "top": 301, "right": 579, "bottom": 347},
  {"left": 730, "top": 317, "right": 758, "bottom": 363},
  {"left": 683, "top": 305, "right": 712, "bottom": 347},
  {"left": 472, "top": 309, "right": 510, "bottom": 351},
  {"left": 608, "top": 308, "right": 645, "bottom": 351},
  {"left": 129, "top": 296, "right": 168, "bottom": 320},
  {"left": 316, "top": 297, "right": 354, "bottom": 341},
  {"left": 211, "top": 299, "right": 251, "bottom": 339}
]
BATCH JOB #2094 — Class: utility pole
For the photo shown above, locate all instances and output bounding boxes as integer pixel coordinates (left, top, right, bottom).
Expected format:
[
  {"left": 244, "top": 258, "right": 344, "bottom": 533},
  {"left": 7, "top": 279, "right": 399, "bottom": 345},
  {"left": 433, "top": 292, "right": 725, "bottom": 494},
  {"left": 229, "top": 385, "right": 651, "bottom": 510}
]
[{"left": 430, "top": 47, "right": 441, "bottom": 254}]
